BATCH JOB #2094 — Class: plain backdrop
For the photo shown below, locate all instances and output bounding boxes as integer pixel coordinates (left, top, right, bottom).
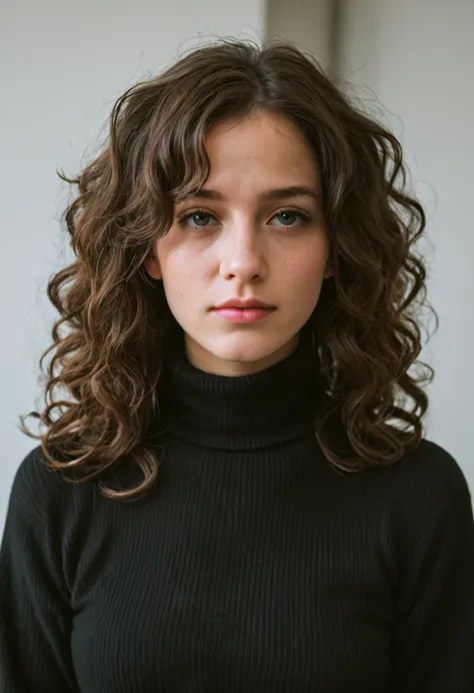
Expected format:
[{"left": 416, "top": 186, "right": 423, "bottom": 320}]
[{"left": 1, "top": 0, "right": 473, "bottom": 527}]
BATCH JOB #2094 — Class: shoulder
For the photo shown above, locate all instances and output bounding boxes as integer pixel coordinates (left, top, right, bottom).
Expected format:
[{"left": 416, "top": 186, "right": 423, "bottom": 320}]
[
  {"left": 365, "top": 439, "right": 473, "bottom": 544},
  {"left": 7, "top": 445, "right": 89, "bottom": 526},
  {"left": 386, "top": 438, "right": 470, "bottom": 504},
  {"left": 8, "top": 446, "right": 57, "bottom": 509},
  {"left": 10, "top": 445, "right": 65, "bottom": 498}
]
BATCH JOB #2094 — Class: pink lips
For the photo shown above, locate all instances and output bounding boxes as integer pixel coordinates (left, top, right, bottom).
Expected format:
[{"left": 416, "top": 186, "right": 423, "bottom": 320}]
[
  {"left": 212, "top": 306, "right": 276, "bottom": 322},
  {"left": 212, "top": 298, "right": 276, "bottom": 323}
]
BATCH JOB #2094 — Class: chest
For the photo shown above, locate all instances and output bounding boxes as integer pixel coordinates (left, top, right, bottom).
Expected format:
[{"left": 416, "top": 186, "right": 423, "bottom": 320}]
[{"left": 68, "top": 464, "right": 396, "bottom": 692}]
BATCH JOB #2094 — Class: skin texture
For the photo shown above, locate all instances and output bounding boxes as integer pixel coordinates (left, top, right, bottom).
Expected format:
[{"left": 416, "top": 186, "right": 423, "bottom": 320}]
[{"left": 145, "top": 111, "right": 332, "bottom": 376}]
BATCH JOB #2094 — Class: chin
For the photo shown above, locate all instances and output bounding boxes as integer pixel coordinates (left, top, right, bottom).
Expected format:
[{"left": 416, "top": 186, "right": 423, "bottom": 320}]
[
  {"left": 186, "top": 331, "right": 301, "bottom": 376},
  {"left": 218, "top": 333, "right": 288, "bottom": 360}
]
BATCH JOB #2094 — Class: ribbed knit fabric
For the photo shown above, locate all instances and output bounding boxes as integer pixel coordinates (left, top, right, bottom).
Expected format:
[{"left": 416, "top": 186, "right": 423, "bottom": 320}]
[{"left": 1, "top": 334, "right": 474, "bottom": 692}]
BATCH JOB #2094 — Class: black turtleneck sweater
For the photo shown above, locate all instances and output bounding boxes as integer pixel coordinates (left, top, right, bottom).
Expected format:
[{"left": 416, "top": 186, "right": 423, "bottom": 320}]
[{"left": 1, "top": 336, "right": 474, "bottom": 692}]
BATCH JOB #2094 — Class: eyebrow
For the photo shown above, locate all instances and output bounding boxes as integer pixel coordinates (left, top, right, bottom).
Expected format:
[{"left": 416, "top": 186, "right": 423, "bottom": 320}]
[{"left": 178, "top": 185, "right": 321, "bottom": 204}]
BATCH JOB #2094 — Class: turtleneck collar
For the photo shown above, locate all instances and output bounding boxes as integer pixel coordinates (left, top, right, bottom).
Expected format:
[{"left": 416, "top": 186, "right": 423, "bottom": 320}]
[{"left": 161, "top": 331, "right": 324, "bottom": 451}]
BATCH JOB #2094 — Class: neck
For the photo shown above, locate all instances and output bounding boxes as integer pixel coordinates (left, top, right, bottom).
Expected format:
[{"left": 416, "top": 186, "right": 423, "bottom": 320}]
[{"left": 160, "top": 330, "right": 326, "bottom": 451}]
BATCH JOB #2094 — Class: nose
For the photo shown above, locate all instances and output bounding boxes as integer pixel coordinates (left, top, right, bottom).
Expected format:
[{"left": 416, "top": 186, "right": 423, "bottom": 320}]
[{"left": 219, "top": 223, "right": 267, "bottom": 283}]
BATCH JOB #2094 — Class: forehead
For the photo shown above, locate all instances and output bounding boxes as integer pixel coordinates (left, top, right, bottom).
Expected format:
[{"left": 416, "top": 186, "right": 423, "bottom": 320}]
[{"left": 203, "top": 111, "right": 320, "bottom": 189}]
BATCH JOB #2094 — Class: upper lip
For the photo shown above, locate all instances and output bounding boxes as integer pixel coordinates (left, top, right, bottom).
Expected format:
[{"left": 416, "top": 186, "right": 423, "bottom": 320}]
[{"left": 214, "top": 298, "right": 276, "bottom": 310}]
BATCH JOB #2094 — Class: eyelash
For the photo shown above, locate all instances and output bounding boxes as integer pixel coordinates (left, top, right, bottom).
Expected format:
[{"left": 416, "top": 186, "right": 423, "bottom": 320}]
[{"left": 177, "top": 208, "right": 312, "bottom": 231}]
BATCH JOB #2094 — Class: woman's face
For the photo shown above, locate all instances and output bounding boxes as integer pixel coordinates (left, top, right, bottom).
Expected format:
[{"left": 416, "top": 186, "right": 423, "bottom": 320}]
[{"left": 145, "top": 110, "right": 332, "bottom": 376}]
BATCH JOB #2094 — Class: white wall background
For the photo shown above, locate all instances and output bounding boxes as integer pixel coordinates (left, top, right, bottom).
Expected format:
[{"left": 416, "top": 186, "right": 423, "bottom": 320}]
[
  {"left": 267, "top": 0, "right": 334, "bottom": 70},
  {"left": 1, "top": 0, "right": 473, "bottom": 527},
  {"left": 0, "top": 0, "right": 265, "bottom": 527}
]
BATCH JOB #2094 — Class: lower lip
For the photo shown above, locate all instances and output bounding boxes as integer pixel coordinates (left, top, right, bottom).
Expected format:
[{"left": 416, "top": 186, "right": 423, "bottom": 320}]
[{"left": 213, "top": 307, "right": 275, "bottom": 322}]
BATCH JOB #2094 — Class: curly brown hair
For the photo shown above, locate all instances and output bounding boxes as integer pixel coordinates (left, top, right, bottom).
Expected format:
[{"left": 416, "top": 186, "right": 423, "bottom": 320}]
[{"left": 21, "top": 38, "right": 435, "bottom": 501}]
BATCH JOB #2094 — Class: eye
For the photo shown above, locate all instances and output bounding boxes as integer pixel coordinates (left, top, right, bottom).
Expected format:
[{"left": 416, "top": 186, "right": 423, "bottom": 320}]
[
  {"left": 177, "top": 208, "right": 312, "bottom": 230},
  {"left": 179, "top": 210, "right": 217, "bottom": 229},
  {"left": 270, "top": 210, "right": 311, "bottom": 228}
]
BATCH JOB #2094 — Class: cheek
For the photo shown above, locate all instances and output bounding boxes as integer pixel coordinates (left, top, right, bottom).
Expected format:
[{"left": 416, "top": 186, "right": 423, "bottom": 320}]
[
  {"left": 161, "top": 242, "right": 216, "bottom": 294},
  {"left": 160, "top": 252, "right": 205, "bottom": 313},
  {"left": 284, "top": 245, "right": 329, "bottom": 288}
]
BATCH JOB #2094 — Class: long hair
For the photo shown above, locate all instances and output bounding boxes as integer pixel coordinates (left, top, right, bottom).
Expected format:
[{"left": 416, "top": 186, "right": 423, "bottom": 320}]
[{"left": 21, "top": 38, "right": 435, "bottom": 500}]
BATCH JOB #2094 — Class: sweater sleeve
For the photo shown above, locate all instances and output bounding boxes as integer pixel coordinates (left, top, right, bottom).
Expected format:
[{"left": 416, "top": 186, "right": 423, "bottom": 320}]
[
  {"left": 391, "top": 458, "right": 474, "bottom": 692},
  {"left": 0, "top": 448, "right": 78, "bottom": 692}
]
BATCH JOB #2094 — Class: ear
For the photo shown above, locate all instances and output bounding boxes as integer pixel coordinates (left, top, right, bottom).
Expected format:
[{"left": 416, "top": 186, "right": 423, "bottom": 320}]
[
  {"left": 143, "top": 253, "right": 162, "bottom": 281},
  {"left": 324, "top": 265, "right": 334, "bottom": 280},
  {"left": 323, "top": 252, "right": 334, "bottom": 279}
]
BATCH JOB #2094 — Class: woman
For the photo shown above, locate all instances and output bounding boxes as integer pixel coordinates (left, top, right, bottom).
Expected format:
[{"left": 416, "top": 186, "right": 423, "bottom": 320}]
[{"left": 1, "top": 39, "right": 473, "bottom": 692}]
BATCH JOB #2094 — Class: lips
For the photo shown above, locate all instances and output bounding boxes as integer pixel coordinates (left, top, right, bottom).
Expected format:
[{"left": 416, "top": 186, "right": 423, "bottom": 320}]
[
  {"left": 212, "top": 305, "right": 276, "bottom": 323},
  {"left": 214, "top": 299, "right": 275, "bottom": 310}
]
